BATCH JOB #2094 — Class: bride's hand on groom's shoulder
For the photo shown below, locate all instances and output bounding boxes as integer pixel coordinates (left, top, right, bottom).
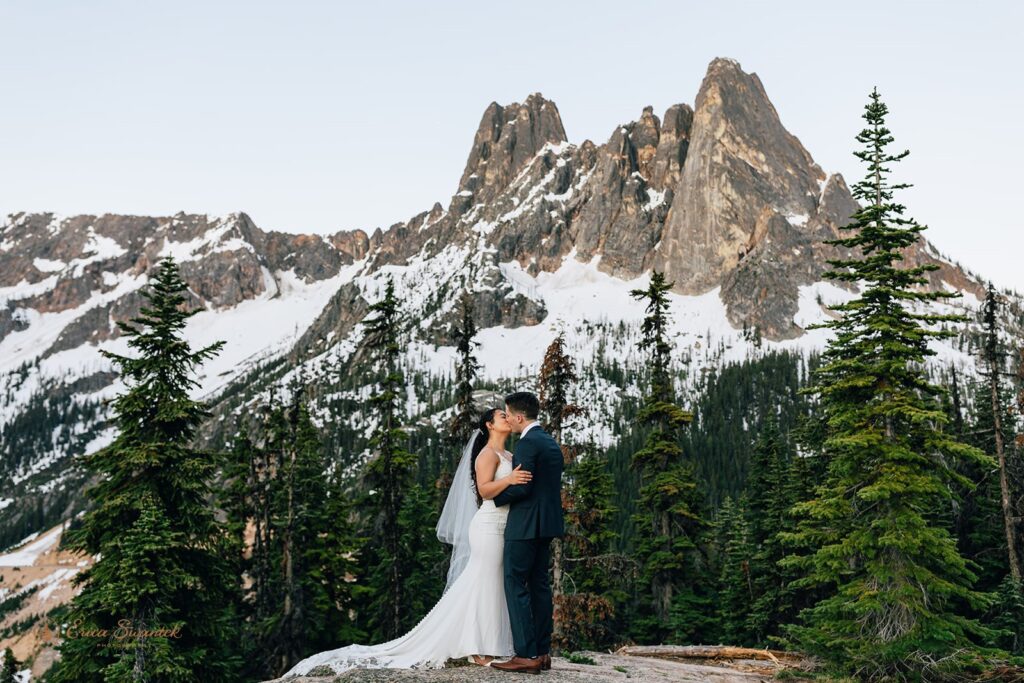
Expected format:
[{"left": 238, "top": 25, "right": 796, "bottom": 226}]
[{"left": 507, "top": 464, "right": 532, "bottom": 485}]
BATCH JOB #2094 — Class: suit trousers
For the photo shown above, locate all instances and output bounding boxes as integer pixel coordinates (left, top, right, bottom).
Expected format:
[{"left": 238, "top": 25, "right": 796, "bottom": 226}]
[{"left": 503, "top": 536, "right": 553, "bottom": 659}]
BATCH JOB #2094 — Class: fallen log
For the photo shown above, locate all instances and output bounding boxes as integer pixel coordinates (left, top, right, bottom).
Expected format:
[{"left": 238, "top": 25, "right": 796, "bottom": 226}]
[{"left": 615, "top": 644, "right": 813, "bottom": 675}]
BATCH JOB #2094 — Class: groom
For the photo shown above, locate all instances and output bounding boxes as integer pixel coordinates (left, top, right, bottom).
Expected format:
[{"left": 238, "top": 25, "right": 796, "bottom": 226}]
[{"left": 491, "top": 391, "right": 565, "bottom": 675}]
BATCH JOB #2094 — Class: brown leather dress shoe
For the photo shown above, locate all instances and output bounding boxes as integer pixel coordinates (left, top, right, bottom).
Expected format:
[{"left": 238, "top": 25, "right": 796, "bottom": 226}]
[
  {"left": 490, "top": 656, "right": 542, "bottom": 674},
  {"left": 540, "top": 653, "right": 551, "bottom": 670}
]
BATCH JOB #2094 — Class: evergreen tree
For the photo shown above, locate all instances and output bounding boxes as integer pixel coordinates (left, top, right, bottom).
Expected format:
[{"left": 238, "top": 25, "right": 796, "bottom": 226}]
[
  {"left": 1, "top": 647, "right": 19, "bottom": 683},
  {"left": 448, "top": 290, "right": 480, "bottom": 449},
  {"left": 538, "top": 332, "right": 578, "bottom": 634},
  {"left": 989, "top": 574, "right": 1024, "bottom": 656},
  {"left": 949, "top": 366, "right": 966, "bottom": 437},
  {"left": 49, "top": 256, "right": 241, "bottom": 683},
  {"left": 557, "top": 442, "right": 623, "bottom": 650},
  {"left": 987, "top": 573, "right": 1024, "bottom": 659},
  {"left": 774, "top": 447, "right": 824, "bottom": 639},
  {"left": 537, "top": 332, "right": 620, "bottom": 650},
  {"left": 979, "top": 282, "right": 1023, "bottom": 582},
  {"left": 956, "top": 373, "right": 1017, "bottom": 592},
  {"left": 244, "top": 392, "right": 297, "bottom": 677},
  {"left": 744, "top": 419, "right": 800, "bottom": 645},
  {"left": 778, "top": 88, "right": 1002, "bottom": 679},
  {"left": 628, "top": 271, "right": 712, "bottom": 643},
  {"left": 360, "top": 277, "right": 418, "bottom": 641},
  {"left": 960, "top": 284, "right": 1024, "bottom": 658},
  {"left": 715, "top": 495, "right": 756, "bottom": 647},
  {"left": 394, "top": 481, "right": 446, "bottom": 631},
  {"left": 438, "top": 290, "right": 480, "bottom": 525}
]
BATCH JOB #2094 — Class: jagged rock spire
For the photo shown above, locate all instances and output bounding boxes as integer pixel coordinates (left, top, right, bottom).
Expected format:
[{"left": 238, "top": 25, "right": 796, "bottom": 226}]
[
  {"left": 453, "top": 93, "right": 567, "bottom": 211},
  {"left": 653, "top": 57, "right": 828, "bottom": 294}
]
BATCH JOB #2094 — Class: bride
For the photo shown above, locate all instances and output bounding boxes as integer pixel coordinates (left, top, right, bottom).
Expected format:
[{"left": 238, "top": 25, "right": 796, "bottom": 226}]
[{"left": 282, "top": 407, "right": 532, "bottom": 676}]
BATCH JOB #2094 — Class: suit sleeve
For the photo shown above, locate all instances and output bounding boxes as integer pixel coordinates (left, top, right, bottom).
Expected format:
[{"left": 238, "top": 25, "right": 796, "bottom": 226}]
[{"left": 493, "top": 438, "right": 538, "bottom": 507}]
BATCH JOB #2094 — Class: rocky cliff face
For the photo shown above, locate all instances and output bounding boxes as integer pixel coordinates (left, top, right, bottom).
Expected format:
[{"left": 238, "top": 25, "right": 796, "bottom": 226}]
[
  {"left": 566, "top": 104, "right": 690, "bottom": 278},
  {"left": 457, "top": 93, "right": 569, "bottom": 206},
  {"left": 654, "top": 58, "right": 829, "bottom": 293}
]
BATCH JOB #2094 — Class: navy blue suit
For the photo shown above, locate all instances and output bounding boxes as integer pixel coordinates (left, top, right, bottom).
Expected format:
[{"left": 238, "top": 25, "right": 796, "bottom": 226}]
[{"left": 493, "top": 423, "right": 564, "bottom": 658}]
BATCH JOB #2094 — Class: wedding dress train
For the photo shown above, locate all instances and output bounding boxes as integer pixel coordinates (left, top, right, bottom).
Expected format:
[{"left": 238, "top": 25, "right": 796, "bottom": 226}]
[{"left": 282, "top": 453, "right": 515, "bottom": 677}]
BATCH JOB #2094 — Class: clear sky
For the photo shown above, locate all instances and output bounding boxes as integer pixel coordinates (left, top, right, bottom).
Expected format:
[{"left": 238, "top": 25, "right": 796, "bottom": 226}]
[{"left": 2, "top": 1, "right": 1021, "bottom": 291}]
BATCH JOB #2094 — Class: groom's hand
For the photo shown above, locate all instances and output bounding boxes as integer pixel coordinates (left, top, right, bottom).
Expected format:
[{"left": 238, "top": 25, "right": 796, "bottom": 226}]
[
  {"left": 493, "top": 443, "right": 537, "bottom": 507},
  {"left": 507, "top": 464, "right": 533, "bottom": 485}
]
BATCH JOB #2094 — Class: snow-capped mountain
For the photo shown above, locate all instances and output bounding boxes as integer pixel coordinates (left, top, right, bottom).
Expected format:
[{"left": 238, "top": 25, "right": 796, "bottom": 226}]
[{"left": 0, "top": 56, "right": 1017, "bottom": 554}]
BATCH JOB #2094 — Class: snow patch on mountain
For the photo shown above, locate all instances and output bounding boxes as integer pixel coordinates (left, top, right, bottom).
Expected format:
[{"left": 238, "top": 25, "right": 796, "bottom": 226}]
[
  {"left": 0, "top": 525, "right": 61, "bottom": 567},
  {"left": 32, "top": 258, "right": 66, "bottom": 273},
  {"left": 185, "top": 260, "right": 371, "bottom": 400},
  {"left": 157, "top": 215, "right": 250, "bottom": 262}
]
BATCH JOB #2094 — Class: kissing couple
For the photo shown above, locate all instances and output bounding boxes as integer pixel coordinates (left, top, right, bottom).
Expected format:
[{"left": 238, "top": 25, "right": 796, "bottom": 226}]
[{"left": 284, "top": 391, "right": 566, "bottom": 677}]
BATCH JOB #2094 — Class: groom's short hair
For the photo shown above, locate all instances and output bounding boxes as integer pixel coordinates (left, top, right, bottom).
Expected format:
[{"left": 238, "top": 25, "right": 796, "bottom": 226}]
[{"left": 505, "top": 391, "right": 540, "bottom": 419}]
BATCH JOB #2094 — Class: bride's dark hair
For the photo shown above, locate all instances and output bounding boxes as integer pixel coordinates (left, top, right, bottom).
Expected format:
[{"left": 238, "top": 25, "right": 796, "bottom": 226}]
[{"left": 469, "top": 408, "right": 499, "bottom": 507}]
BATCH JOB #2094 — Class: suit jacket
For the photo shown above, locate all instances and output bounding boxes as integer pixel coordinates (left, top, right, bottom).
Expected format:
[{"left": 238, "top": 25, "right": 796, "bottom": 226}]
[{"left": 493, "top": 424, "right": 565, "bottom": 540}]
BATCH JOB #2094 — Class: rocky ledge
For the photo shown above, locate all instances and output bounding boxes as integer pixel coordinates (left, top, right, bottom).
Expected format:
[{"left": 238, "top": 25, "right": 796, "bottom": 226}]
[{"left": 263, "top": 645, "right": 814, "bottom": 682}]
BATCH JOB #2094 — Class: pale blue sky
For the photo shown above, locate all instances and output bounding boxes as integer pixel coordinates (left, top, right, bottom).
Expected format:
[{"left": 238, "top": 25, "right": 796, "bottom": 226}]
[{"left": 2, "top": 1, "right": 1021, "bottom": 290}]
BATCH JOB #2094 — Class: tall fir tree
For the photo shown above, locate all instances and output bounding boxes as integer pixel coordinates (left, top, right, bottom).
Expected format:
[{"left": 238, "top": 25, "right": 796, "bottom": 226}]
[
  {"left": 448, "top": 290, "right": 480, "bottom": 449},
  {"left": 778, "top": 88, "right": 1003, "bottom": 679},
  {"left": 217, "top": 373, "right": 363, "bottom": 680},
  {"left": 49, "top": 256, "right": 241, "bottom": 683},
  {"left": 948, "top": 366, "right": 966, "bottom": 437},
  {"left": 775, "top": 445, "right": 823, "bottom": 638},
  {"left": 714, "top": 494, "right": 756, "bottom": 647},
  {"left": 628, "top": 271, "right": 712, "bottom": 644},
  {"left": 538, "top": 332, "right": 620, "bottom": 650},
  {"left": 248, "top": 390, "right": 299, "bottom": 676},
  {"left": 538, "top": 332, "right": 579, "bottom": 626},
  {"left": 439, "top": 291, "right": 480, "bottom": 517},
  {"left": 219, "top": 426, "right": 255, "bottom": 582},
  {"left": 227, "top": 422, "right": 282, "bottom": 680},
  {"left": 968, "top": 283, "right": 1024, "bottom": 656},
  {"left": 359, "top": 277, "right": 418, "bottom": 641},
  {"left": 955, "top": 358, "right": 1017, "bottom": 592},
  {"left": 743, "top": 418, "right": 802, "bottom": 645},
  {"left": 979, "top": 282, "right": 1023, "bottom": 583}
]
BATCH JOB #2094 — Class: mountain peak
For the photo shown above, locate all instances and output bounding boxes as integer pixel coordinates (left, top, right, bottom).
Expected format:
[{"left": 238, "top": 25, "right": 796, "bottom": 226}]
[
  {"left": 454, "top": 94, "right": 567, "bottom": 209},
  {"left": 651, "top": 56, "right": 827, "bottom": 299},
  {"left": 706, "top": 56, "right": 744, "bottom": 73}
]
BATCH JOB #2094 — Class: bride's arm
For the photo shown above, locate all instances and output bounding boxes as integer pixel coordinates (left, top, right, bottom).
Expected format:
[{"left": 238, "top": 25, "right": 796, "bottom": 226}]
[{"left": 475, "top": 450, "right": 532, "bottom": 500}]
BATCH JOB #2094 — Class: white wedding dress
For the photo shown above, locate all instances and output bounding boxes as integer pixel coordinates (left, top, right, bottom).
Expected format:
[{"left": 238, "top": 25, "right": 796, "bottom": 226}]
[{"left": 282, "top": 451, "right": 516, "bottom": 677}]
